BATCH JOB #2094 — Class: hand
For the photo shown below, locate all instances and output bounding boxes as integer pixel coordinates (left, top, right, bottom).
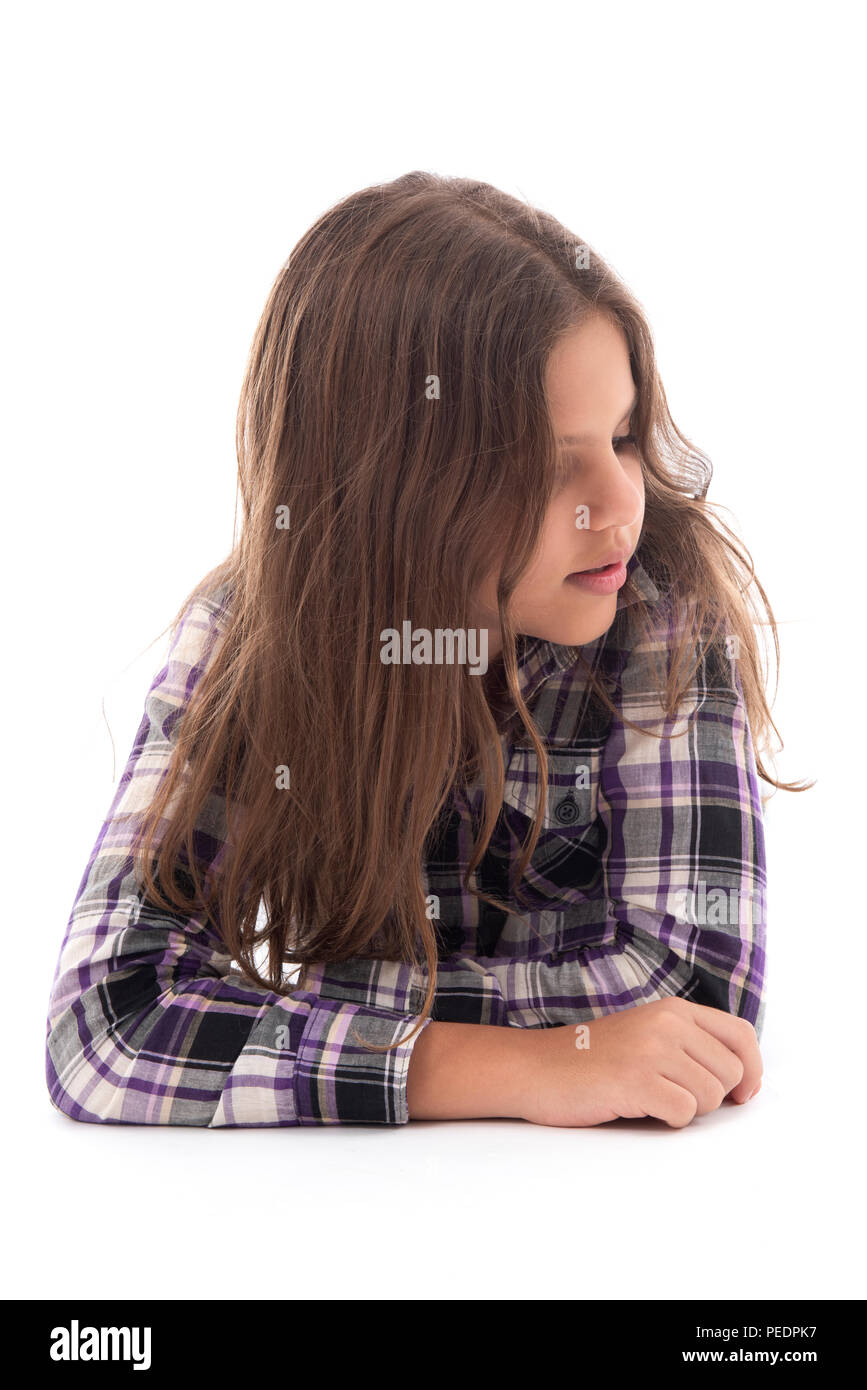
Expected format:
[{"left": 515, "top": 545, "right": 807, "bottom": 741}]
[{"left": 517, "top": 996, "right": 763, "bottom": 1129}]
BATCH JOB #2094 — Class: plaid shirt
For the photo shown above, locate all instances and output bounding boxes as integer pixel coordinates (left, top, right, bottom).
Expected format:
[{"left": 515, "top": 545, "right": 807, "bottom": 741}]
[{"left": 45, "top": 554, "right": 767, "bottom": 1127}]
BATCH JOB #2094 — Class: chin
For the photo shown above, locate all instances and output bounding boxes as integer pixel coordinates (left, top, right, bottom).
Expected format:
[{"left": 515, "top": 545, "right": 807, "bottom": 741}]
[
  {"left": 567, "top": 622, "right": 615, "bottom": 647},
  {"left": 555, "top": 598, "right": 618, "bottom": 647},
  {"left": 513, "top": 595, "right": 620, "bottom": 651}
]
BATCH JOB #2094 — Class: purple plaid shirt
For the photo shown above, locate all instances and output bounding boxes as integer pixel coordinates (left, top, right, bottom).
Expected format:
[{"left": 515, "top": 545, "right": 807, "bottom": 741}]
[{"left": 45, "top": 554, "right": 767, "bottom": 1126}]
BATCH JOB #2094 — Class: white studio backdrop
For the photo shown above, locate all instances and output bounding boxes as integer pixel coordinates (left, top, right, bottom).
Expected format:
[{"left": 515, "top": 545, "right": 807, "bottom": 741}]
[{"left": 1, "top": 0, "right": 863, "bottom": 1300}]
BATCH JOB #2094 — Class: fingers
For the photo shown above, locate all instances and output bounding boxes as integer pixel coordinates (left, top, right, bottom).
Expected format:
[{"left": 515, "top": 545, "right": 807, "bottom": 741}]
[
  {"left": 642, "top": 1074, "right": 701, "bottom": 1129},
  {"left": 686, "top": 1001, "right": 763, "bottom": 1103},
  {"left": 676, "top": 1027, "right": 747, "bottom": 1102},
  {"left": 658, "top": 1051, "right": 729, "bottom": 1119}
]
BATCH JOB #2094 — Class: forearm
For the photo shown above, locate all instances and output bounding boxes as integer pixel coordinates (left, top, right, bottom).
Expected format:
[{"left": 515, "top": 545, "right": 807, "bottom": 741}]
[{"left": 406, "top": 1019, "right": 540, "bottom": 1121}]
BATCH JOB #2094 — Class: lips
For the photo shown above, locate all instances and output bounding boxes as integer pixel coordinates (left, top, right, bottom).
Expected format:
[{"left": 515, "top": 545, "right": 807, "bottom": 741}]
[{"left": 571, "top": 550, "right": 628, "bottom": 575}]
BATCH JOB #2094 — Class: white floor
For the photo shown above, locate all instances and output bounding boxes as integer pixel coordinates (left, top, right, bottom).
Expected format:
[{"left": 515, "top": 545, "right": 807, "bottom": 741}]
[{"left": 15, "top": 1034, "right": 860, "bottom": 1301}]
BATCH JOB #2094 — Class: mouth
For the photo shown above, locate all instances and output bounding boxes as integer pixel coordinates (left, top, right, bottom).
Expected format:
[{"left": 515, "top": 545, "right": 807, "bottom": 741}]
[
  {"left": 575, "top": 560, "right": 621, "bottom": 575},
  {"left": 570, "top": 551, "right": 628, "bottom": 576},
  {"left": 565, "top": 554, "right": 629, "bottom": 595}
]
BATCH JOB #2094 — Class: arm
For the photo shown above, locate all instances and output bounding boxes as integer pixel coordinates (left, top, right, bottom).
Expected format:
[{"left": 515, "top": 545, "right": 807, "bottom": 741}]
[
  {"left": 463, "top": 612, "right": 767, "bottom": 1035},
  {"left": 331, "top": 607, "right": 766, "bottom": 1041},
  {"left": 45, "top": 592, "right": 433, "bottom": 1127},
  {"left": 406, "top": 1020, "right": 538, "bottom": 1119},
  {"left": 596, "top": 614, "right": 767, "bottom": 1034}
]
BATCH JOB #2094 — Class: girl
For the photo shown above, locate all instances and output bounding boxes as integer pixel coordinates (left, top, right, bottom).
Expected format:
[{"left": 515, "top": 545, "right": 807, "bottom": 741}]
[{"left": 45, "top": 171, "right": 807, "bottom": 1131}]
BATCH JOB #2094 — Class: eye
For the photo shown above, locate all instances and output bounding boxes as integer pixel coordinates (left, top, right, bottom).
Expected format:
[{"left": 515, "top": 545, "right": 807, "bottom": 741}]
[{"left": 553, "top": 429, "right": 640, "bottom": 489}]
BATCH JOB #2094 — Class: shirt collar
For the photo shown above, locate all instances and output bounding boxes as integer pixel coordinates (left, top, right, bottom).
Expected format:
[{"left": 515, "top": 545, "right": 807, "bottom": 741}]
[{"left": 513, "top": 552, "right": 660, "bottom": 705}]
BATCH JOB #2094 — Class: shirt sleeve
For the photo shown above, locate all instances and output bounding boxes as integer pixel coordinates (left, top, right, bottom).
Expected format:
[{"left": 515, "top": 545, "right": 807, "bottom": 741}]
[
  {"left": 596, "top": 603, "right": 767, "bottom": 1035},
  {"left": 374, "top": 603, "right": 767, "bottom": 1040},
  {"left": 45, "top": 593, "right": 432, "bottom": 1127}
]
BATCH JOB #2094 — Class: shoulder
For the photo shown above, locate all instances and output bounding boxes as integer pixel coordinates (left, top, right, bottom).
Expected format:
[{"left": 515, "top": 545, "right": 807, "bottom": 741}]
[
  {"left": 604, "top": 585, "right": 740, "bottom": 710},
  {"left": 165, "top": 576, "right": 236, "bottom": 674}
]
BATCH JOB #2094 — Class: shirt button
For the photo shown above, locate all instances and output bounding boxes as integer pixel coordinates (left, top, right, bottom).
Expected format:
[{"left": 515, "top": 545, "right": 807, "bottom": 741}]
[{"left": 554, "top": 795, "right": 579, "bottom": 825}]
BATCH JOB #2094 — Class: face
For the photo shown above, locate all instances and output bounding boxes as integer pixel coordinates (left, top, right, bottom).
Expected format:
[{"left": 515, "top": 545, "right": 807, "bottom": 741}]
[{"left": 474, "top": 313, "right": 645, "bottom": 661}]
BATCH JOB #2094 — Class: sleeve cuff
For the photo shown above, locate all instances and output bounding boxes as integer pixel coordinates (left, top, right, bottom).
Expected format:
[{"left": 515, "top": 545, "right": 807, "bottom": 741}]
[{"left": 293, "top": 995, "right": 433, "bottom": 1125}]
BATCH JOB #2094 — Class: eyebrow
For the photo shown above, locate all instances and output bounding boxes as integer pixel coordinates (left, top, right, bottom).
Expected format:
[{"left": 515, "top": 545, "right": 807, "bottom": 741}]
[{"left": 556, "top": 389, "right": 638, "bottom": 446}]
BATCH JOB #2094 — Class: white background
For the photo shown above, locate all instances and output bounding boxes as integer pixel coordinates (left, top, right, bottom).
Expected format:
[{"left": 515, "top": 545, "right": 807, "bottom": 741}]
[{"left": 3, "top": 0, "right": 864, "bottom": 1302}]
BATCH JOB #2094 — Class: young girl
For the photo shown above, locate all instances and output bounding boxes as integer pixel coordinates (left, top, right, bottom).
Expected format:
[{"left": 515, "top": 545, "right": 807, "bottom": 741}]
[{"left": 45, "top": 171, "right": 807, "bottom": 1131}]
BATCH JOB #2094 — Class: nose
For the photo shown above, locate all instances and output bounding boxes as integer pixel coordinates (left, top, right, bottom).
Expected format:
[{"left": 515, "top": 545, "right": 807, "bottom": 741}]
[{"left": 571, "top": 450, "right": 643, "bottom": 533}]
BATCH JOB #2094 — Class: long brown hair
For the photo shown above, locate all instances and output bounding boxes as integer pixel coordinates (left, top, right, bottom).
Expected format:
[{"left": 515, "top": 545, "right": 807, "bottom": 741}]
[{"left": 128, "top": 171, "right": 811, "bottom": 1052}]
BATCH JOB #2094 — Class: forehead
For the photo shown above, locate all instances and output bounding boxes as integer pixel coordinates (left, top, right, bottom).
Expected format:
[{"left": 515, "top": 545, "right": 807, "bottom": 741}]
[
  {"left": 546, "top": 316, "right": 635, "bottom": 436},
  {"left": 544, "top": 315, "right": 633, "bottom": 417}
]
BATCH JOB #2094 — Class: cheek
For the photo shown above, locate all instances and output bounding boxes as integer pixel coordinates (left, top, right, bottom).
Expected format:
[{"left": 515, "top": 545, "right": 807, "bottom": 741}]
[
  {"left": 506, "top": 525, "right": 561, "bottom": 611},
  {"left": 631, "top": 458, "right": 645, "bottom": 496},
  {"left": 627, "top": 460, "right": 646, "bottom": 522},
  {"left": 531, "top": 510, "right": 572, "bottom": 578},
  {"left": 543, "top": 494, "right": 576, "bottom": 538}
]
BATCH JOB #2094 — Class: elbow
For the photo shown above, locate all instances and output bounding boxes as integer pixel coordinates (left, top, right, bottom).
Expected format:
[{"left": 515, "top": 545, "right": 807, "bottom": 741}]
[{"left": 45, "top": 1013, "right": 110, "bottom": 1124}]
